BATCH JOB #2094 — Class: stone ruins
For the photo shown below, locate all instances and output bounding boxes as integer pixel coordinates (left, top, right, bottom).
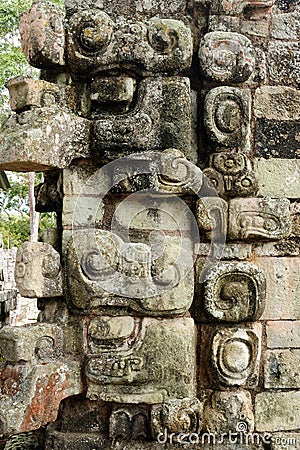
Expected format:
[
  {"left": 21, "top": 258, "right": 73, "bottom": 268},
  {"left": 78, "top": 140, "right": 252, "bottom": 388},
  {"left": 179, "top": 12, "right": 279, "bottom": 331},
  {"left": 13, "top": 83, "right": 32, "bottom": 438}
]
[{"left": 0, "top": 0, "right": 299, "bottom": 448}]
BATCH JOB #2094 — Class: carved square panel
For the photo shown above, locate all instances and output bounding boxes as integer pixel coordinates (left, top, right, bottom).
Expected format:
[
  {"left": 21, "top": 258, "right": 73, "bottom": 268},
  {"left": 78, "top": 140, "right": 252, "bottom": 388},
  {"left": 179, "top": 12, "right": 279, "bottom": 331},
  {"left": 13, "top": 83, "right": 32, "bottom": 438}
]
[{"left": 203, "top": 262, "right": 266, "bottom": 322}]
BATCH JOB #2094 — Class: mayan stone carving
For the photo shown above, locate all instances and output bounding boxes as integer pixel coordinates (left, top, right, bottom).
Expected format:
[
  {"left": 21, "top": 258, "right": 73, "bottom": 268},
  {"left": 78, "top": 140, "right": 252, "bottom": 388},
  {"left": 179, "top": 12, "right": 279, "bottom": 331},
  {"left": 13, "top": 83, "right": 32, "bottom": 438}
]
[
  {"left": 228, "top": 197, "right": 291, "bottom": 240},
  {"left": 204, "top": 87, "right": 251, "bottom": 152},
  {"left": 203, "top": 262, "right": 266, "bottom": 322},
  {"left": 210, "top": 325, "right": 262, "bottom": 387},
  {"left": 203, "top": 152, "right": 258, "bottom": 198},
  {"left": 85, "top": 317, "right": 196, "bottom": 403},
  {"left": 0, "top": 0, "right": 299, "bottom": 448},
  {"left": 15, "top": 242, "right": 63, "bottom": 298},
  {"left": 199, "top": 32, "right": 255, "bottom": 83}
]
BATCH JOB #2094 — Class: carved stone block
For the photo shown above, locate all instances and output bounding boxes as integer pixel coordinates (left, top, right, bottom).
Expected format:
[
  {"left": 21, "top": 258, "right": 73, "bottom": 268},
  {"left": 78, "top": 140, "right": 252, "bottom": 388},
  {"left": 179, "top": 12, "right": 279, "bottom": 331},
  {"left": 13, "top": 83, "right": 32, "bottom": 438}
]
[
  {"left": 6, "top": 77, "right": 62, "bottom": 113},
  {"left": 0, "top": 361, "right": 82, "bottom": 436},
  {"left": 0, "top": 324, "right": 63, "bottom": 363},
  {"left": 255, "top": 391, "right": 300, "bottom": 432},
  {"left": 91, "top": 76, "right": 135, "bottom": 105},
  {"left": 85, "top": 316, "right": 196, "bottom": 403},
  {"left": 111, "top": 149, "right": 203, "bottom": 195},
  {"left": 203, "top": 262, "right": 266, "bottom": 322},
  {"left": 207, "top": 0, "right": 275, "bottom": 15},
  {"left": 15, "top": 242, "right": 63, "bottom": 298},
  {"left": 67, "top": 12, "right": 192, "bottom": 76},
  {"left": 110, "top": 404, "right": 149, "bottom": 440},
  {"left": 19, "top": 0, "right": 65, "bottom": 68},
  {"left": 196, "top": 197, "right": 228, "bottom": 241},
  {"left": 199, "top": 32, "right": 255, "bottom": 83},
  {"left": 210, "top": 325, "right": 262, "bottom": 387},
  {"left": 151, "top": 398, "right": 203, "bottom": 441},
  {"left": 203, "top": 390, "right": 254, "bottom": 435},
  {"left": 65, "top": 0, "right": 187, "bottom": 19},
  {"left": 0, "top": 107, "right": 90, "bottom": 171},
  {"left": 228, "top": 198, "right": 291, "bottom": 241},
  {"left": 203, "top": 153, "right": 258, "bottom": 198},
  {"left": 66, "top": 229, "right": 194, "bottom": 316},
  {"left": 91, "top": 78, "right": 192, "bottom": 159},
  {"left": 204, "top": 87, "right": 250, "bottom": 151}
]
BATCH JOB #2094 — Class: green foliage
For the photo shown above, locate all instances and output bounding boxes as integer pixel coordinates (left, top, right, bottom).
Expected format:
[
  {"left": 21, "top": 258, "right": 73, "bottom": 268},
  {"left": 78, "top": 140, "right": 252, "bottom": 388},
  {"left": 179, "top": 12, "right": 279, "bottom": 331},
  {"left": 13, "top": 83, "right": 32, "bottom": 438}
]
[
  {"left": 0, "top": 0, "right": 64, "bottom": 122},
  {"left": 0, "top": 173, "right": 55, "bottom": 248},
  {"left": 0, "top": 1, "right": 63, "bottom": 247}
]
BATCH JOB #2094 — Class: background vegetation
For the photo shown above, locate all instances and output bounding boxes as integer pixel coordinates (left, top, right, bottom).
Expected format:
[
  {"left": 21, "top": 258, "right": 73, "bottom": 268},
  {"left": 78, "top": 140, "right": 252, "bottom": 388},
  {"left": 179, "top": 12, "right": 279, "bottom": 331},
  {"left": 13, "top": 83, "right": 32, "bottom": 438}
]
[{"left": 0, "top": 0, "right": 62, "bottom": 247}]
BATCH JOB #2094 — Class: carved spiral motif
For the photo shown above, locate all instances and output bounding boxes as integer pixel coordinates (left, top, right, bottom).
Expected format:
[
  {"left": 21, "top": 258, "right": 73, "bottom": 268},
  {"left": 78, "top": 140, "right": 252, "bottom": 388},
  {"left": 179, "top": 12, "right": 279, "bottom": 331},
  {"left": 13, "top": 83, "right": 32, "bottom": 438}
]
[
  {"left": 148, "top": 20, "right": 178, "bottom": 54},
  {"left": 81, "top": 249, "right": 114, "bottom": 281},
  {"left": 76, "top": 12, "right": 113, "bottom": 53}
]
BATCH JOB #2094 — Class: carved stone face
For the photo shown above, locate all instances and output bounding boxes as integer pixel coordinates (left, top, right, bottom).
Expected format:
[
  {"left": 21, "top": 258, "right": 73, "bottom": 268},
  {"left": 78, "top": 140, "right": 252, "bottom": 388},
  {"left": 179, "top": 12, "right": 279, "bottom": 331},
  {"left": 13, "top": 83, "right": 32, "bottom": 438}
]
[
  {"left": 15, "top": 242, "right": 63, "bottom": 298},
  {"left": 66, "top": 229, "right": 194, "bottom": 315},
  {"left": 199, "top": 32, "right": 255, "bottom": 83},
  {"left": 66, "top": 12, "right": 192, "bottom": 76}
]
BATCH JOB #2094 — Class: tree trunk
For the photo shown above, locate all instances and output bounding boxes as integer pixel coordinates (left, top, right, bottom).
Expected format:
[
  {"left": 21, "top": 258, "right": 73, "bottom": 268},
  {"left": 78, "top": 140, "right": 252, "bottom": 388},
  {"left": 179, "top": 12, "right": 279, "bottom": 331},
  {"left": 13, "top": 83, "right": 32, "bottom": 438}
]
[{"left": 28, "top": 172, "right": 39, "bottom": 242}]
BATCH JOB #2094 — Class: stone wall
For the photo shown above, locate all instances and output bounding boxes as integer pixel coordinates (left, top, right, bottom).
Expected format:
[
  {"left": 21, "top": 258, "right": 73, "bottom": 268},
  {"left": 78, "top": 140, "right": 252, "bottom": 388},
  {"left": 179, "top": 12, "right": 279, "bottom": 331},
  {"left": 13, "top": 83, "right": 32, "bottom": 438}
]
[{"left": 0, "top": 0, "right": 299, "bottom": 449}]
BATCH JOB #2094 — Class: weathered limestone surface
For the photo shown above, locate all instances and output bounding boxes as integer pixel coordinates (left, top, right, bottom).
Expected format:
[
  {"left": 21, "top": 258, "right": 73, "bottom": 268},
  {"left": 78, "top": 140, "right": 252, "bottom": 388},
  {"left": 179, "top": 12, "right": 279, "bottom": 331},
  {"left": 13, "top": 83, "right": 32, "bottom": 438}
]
[
  {"left": 0, "top": 107, "right": 90, "bottom": 171},
  {"left": 0, "top": 0, "right": 299, "bottom": 448},
  {"left": 15, "top": 242, "right": 63, "bottom": 298},
  {"left": 254, "top": 159, "right": 300, "bottom": 198},
  {"left": 266, "top": 321, "right": 300, "bottom": 349},
  {"left": 264, "top": 349, "right": 300, "bottom": 388},
  {"left": 19, "top": 1, "right": 65, "bottom": 68},
  {"left": 0, "top": 361, "right": 82, "bottom": 436},
  {"left": 255, "top": 391, "right": 300, "bottom": 432},
  {"left": 255, "top": 257, "right": 300, "bottom": 320}
]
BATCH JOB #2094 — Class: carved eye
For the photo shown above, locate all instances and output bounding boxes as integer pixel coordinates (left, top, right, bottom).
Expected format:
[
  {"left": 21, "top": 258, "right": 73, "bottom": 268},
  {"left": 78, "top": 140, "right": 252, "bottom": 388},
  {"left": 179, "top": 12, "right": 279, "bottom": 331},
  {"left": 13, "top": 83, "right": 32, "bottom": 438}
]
[
  {"left": 264, "top": 218, "right": 277, "bottom": 232},
  {"left": 42, "top": 253, "right": 60, "bottom": 279},
  {"left": 148, "top": 20, "right": 178, "bottom": 54},
  {"left": 81, "top": 250, "right": 109, "bottom": 281},
  {"left": 78, "top": 12, "right": 113, "bottom": 53},
  {"left": 15, "top": 262, "right": 26, "bottom": 279}
]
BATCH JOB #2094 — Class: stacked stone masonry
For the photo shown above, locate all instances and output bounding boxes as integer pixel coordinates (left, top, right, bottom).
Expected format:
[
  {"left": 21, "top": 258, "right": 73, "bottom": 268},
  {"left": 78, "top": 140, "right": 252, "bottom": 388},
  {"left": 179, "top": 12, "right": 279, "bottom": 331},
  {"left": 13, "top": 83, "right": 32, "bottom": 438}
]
[{"left": 0, "top": 0, "right": 299, "bottom": 449}]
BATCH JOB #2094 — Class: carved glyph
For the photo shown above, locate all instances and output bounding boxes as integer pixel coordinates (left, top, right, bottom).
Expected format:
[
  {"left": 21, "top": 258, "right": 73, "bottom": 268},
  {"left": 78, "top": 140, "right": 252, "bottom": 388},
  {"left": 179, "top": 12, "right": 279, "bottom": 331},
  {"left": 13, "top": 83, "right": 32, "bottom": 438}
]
[
  {"left": 228, "top": 197, "right": 291, "bottom": 240},
  {"left": 85, "top": 317, "right": 196, "bottom": 404},
  {"left": 203, "top": 262, "right": 266, "bottom": 322},
  {"left": 199, "top": 32, "right": 255, "bottom": 83},
  {"left": 210, "top": 325, "right": 262, "bottom": 387},
  {"left": 204, "top": 87, "right": 251, "bottom": 151},
  {"left": 203, "top": 152, "right": 258, "bottom": 198}
]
